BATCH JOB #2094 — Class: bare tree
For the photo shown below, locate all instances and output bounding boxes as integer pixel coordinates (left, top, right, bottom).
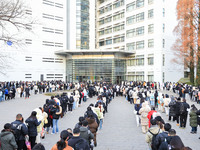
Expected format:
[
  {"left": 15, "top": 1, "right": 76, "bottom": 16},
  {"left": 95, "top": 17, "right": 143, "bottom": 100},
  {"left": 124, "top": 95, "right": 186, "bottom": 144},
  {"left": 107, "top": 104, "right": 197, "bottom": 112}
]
[{"left": 0, "top": 0, "right": 35, "bottom": 44}]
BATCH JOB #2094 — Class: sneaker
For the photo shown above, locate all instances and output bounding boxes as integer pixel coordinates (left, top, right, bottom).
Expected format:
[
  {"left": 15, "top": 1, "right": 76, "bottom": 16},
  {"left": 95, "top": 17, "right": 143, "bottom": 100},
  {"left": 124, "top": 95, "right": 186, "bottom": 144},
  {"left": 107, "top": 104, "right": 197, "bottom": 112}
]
[
  {"left": 176, "top": 124, "right": 180, "bottom": 126},
  {"left": 51, "top": 132, "right": 54, "bottom": 135}
]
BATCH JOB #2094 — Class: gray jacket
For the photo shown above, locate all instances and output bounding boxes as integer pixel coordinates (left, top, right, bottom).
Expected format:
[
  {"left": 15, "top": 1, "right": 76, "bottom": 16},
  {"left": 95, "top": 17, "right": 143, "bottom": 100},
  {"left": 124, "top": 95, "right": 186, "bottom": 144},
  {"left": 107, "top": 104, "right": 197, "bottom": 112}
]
[
  {"left": 79, "top": 127, "right": 94, "bottom": 144},
  {"left": 0, "top": 131, "right": 18, "bottom": 150}
]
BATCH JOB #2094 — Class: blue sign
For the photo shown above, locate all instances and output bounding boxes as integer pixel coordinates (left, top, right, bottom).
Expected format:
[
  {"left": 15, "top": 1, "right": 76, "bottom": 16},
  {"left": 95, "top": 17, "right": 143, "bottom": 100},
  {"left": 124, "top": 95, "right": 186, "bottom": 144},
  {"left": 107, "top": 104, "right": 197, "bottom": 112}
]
[
  {"left": 7, "top": 41, "right": 12, "bottom": 46},
  {"left": 76, "top": 76, "right": 78, "bottom": 80}
]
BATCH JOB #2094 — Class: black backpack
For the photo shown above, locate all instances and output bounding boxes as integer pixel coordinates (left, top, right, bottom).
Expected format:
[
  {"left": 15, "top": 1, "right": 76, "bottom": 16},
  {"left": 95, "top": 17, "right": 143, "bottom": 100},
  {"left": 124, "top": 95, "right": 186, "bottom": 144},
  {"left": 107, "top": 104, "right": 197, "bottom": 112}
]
[
  {"left": 149, "top": 129, "right": 160, "bottom": 150},
  {"left": 69, "top": 96, "right": 74, "bottom": 103},
  {"left": 179, "top": 103, "right": 185, "bottom": 114},
  {"left": 74, "top": 139, "right": 87, "bottom": 150},
  {"left": 12, "top": 123, "right": 22, "bottom": 142}
]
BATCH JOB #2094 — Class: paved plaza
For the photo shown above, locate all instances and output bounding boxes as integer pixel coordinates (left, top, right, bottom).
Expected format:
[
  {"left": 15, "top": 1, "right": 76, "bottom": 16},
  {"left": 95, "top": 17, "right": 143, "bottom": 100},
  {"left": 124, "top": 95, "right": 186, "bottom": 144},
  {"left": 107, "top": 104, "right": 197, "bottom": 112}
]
[{"left": 0, "top": 90, "right": 200, "bottom": 150}]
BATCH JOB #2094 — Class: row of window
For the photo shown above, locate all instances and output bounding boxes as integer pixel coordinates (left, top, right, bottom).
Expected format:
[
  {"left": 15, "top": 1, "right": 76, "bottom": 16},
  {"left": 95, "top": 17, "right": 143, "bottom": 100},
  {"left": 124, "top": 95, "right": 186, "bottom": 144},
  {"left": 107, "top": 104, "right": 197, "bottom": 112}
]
[
  {"left": 25, "top": 57, "right": 64, "bottom": 63},
  {"left": 99, "top": 35, "right": 125, "bottom": 46},
  {"left": 42, "top": 27, "right": 63, "bottom": 34},
  {"left": 127, "top": 55, "right": 154, "bottom": 66},
  {"left": 42, "top": 41, "right": 63, "bottom": 47},
  {"left": 99, "top": 0, "right": 147, "bottom": 15},
  {"left": 42, "top": 13, "right": 63, "bottom": 21},
  {"left": 99, "top": 23, "right": 154, "bottom": 37},
  {"left": 43, "top": 0, "right": 63, "bottom": 8}
]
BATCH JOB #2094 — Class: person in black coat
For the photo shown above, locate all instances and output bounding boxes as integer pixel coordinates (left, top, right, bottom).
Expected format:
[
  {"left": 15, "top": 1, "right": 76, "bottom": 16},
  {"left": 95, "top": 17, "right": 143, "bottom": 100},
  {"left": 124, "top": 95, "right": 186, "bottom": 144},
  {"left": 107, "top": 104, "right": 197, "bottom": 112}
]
[
  {"left": 11, "top": 114, "right": 28, "bottom": 150},
  {"left": 175, "top": 97, "right": 181, "bottom": 126},
  {"left": 168, "top": 97, "right": 176, "bottom": 122},
  {"left": 25, "top": 111, "right": 41, "bottom": 148},
  {"left": 180, "top": 99, "right": 190, "bottom": 128}
]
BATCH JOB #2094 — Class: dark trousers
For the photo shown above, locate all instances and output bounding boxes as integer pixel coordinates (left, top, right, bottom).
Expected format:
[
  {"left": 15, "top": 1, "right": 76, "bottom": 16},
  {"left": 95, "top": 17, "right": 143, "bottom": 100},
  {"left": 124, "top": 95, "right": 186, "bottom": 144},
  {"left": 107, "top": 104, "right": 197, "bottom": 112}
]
[
  {"left": 17, "top": 140, "right": 27, "bottom": 150},
  {"left": 169, "top": 116, "right": 176, "bottom": 121},
  {"left": 176, "top": 114, "right": 180, "bottom": 124},
  {"left": 68, "top": 104, "right": 73, "bottom": 111},
  {"left": 180, "top": 113, "right": 188, "bottom": 127},
  {"left": 29, "top": 136, "right": 36, "bottom": 148},
  {"left": 130, "top": 98, "right": 133, "bottom": 104}
]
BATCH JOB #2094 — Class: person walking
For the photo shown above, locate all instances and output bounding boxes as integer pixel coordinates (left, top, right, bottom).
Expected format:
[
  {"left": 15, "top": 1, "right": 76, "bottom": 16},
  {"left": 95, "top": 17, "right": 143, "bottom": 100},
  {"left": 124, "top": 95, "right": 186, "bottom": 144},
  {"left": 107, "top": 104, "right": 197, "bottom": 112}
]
[{"left": 25, "top": 111, "right": 41, "bottom": 148}]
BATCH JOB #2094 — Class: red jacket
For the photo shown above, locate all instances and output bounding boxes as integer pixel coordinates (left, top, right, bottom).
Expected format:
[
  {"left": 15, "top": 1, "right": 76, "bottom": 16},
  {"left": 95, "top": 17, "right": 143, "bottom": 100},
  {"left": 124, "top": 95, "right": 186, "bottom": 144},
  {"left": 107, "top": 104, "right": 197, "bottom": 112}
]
[{"left": 147, "top": 110, "right": 157, "bottom": 128}]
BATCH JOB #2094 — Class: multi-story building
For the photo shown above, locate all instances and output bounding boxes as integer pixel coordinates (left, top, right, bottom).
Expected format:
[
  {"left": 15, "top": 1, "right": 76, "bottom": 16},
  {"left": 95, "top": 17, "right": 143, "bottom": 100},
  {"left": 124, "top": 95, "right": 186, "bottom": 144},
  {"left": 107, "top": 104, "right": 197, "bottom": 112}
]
[
  {"left": 94, "top": 0, "right": 184, "bottom": 83},
  {"left": 0, "top": 0, "right": 184, "bottom": 83},
  {"left": 0, "top": 0, "right": 66, "bottom": 81}
]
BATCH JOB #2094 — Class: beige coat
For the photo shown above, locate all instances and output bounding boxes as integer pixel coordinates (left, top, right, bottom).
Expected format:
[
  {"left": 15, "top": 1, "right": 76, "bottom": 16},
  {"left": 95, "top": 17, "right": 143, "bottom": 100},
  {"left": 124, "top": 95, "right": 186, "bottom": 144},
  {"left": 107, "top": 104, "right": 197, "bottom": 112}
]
[
  {"left": 145, "top": 126, "right": 162, "bottom": 147},
  {"left": 139, "top": 103, "right": 151, "bottom": 126}
]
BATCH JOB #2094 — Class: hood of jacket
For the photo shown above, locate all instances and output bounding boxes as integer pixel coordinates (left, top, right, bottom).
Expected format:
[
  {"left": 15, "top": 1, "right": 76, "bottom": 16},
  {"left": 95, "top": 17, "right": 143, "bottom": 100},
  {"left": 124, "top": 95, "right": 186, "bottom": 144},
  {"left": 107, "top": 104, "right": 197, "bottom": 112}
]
[
  {"left": 0, "top": 131, "right": 13, "bottom": 138},
  {"left": 148, "top": 126, "right": 161, "bottom": 134},
  {"left": 79, "top": 127, "right": 88, "bottom": 132}
]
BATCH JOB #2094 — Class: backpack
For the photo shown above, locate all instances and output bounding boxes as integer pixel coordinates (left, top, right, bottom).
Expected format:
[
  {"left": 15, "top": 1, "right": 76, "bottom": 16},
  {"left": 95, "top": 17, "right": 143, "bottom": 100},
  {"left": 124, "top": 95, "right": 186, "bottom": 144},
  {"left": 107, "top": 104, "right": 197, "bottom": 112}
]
[
  {"left": 69, "top": 96, "right": 74, "bottom": 103},
  {"left": 74, "top": 139, "right": 87, "bottom": 150},
  {"left": 13, "top": 123, "right": 22, "bottom": 142},
  {"left": 149, "top": 129, "right": 160, "bottom": 150},
  {"left": 179, "top": 103, "right": 185, "bottom": 114},
  {"left": 129, "top": 90, "right": 133, "bottom": 97}
]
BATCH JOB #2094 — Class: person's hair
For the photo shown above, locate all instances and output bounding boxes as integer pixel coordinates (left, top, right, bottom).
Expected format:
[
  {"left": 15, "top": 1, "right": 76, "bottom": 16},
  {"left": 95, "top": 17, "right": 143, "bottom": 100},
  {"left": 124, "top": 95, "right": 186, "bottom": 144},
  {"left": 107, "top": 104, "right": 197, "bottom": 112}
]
[
  {"left": 56, "top": 130, "right": 70, "bottom": 150},
  {"left": 32, "top": 143, "right": 45, "bottom": 150},
  {"left": 73, "top": 128, "right": 80, "bottom": 134},
  {"left": 87, "top": 106, "right": 92, "bottom": 111},
  {"left": 152, "top": 107, "right": 155, "bottom": 110},
  {"left": 183, "top": 98, "right": 186, "bottom": 102},
  {"left": 78, "top": 116, "right": 84, "bottom": 125},
  {"left": 164, "top": 123, "right": 171, "bottom": 132},
  {"left": 89, "top": 103, "right": 94, "bottom": 107},
  {"left": 51, "top": 96, "right": 54, "bottom": 99},
  {"left": 170, "top": 136, "right": 184, "bottom": 150},
  {"left": 82, "top": 120, "right": 88, "bottom": 127},
  {"left": 169, "top": 129, "right": 176, "bottom": 136},
  {"left": 66, "top": 128, "right": 72, "bottom": 134},
  {"left": 4, "top": 123, "right": 12, "bottom": 130},
  {"left": 30, "top": 111, "right": 37, "bottom": 119},
  {"left": 150, "top": 119, "right": 157, "bottom": 125},
  {"left": 16, "top": 114, "right": 22, "bottom": 120},
  {"left": 165, "top": 94, "right": 169, "bottom": 98}
]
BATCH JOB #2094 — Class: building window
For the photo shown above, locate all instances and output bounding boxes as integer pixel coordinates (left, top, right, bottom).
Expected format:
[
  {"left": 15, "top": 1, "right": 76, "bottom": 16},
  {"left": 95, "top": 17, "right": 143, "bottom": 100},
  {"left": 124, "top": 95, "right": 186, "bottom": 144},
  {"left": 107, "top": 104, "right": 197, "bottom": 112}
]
[
  {"left": 163, "top": 39, "right": 165, "bottom": 48},
  {"left": 106, "top": 39, "right": 112, "bottom": 45},
  {"left": 113, "top": 24, "right": 124, "bottom": 32},
  {"left": 148, "top": 39, "right": 154, "bottom": 48},
  {"left": 136, "top": 55, "right": 144, "bottom": 66},
  {"left": 99, "top": 8, "right": 104, "bottom": 14},
  {"left": 113, "top": 36, "right": 124, "bottom": 43},
  {"left": 136, "top": 0, "right": 144, "bottom": 8},
  {"left": 127, "top": 42, "right": 135, "bottom": 51},
  {"left": 136, "top": 40, "right": 144, "bottom": 49},
  {"left": 163, "top": 8, "right": 165, "bottom": 17},
  {"left": 148, "top": 24, "right": 154, "bottom": 33},
  {"left": 104, "top": 16, "right": 112, "bottom": 23},
  {"left": 126, "top": 2, "right": 136, "bottom": 12},
  {"left": 148, "top": 72, "right": 154, "bottom": 82},
  {"left": 163, "top": 54, "right": 165, "bottom": 66},
  {"left": 113, "top": 12, "right": 124, "bottom": 21},
  {"left": 136, "top": 12, "right": 144, "bottom": 22},
  {"left": 163, "top": 24, "right": 165, "bottom": 32},
  {"left": 105, "top": 5, "right": 112, "bottom": 13},
  {"left": 99, "top": 19, "right": 104, "bottom": 25},
  {"left": 126, "top": 15, "right": 135, "bottom": 25},
  {"left": 99, "top": 0, "right": 105, "bottom": 4},
  {"left": 148, "top": 9, "right": 154, "bottom": 18},
  {"left": 99, "top": 30, "right": 104, "bottom": 36},
  {"left": 148, "top": 0, "right": 154, "bottom": 4},
  {"left": 113, "top": 0, "right": 124, "bottom": 9},
  {"left": 136, "top": 26, "right": 144, "bottom": 36},
  {"left": 99, "top": 41, "right": 105, "bottom": 46},
  {"left": 126, "top": 29, "right": 135, "bottom": 38},
  {"left": 148, "top": 54, "right": 154, "bottom": 65},
  {"left": 105, "top": 28, "right": 112, "bottom": 34}
]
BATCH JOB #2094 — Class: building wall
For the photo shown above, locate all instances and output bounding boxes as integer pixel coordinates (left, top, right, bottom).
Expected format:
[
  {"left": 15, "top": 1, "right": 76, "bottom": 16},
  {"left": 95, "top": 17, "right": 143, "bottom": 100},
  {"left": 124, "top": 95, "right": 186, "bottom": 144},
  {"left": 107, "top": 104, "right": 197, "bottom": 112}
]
[
  {"left": 96, "top": 0, "right": 184, "bottom": 83},
  {"left": 0, "top": 0, "right": 66, "bottom": 81}
]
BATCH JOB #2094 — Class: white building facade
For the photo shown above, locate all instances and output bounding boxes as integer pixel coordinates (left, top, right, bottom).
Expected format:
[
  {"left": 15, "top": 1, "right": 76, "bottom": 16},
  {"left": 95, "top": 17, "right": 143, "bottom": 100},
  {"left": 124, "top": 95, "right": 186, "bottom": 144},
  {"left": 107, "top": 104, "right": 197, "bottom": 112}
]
[
  {"left": 0, "top": 0, "right": 184, "bottom": 83},
  {"left": 96, "top": 0, "right": 184, "bottom": 83},
  {"left": 0, "top": 0, "right": 66, "bottom": 81}
]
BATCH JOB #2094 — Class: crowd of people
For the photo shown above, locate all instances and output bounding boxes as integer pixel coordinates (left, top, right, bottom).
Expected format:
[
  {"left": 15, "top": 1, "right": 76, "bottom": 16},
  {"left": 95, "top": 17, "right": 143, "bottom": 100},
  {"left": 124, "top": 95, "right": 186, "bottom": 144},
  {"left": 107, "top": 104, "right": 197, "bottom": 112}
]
[
  {"left": 0, "top": 82, "right": 115, "bottom": 150},
  {"left": 121, "top": 81, "right": 200, "bottom": 150}
]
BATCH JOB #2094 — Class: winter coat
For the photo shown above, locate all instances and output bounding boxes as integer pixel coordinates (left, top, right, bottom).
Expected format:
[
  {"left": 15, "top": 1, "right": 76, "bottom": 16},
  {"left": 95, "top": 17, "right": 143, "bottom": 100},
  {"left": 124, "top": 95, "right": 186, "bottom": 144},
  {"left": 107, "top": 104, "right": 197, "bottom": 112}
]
[
  {"left": 80, "top": 127, "right": 94, "bottom": 144},
  {"left": 51, "top": 141, "right": 73, "bottom": 150},
  {"left": 0, "top": 130, "right": 18, "bottom": 150},
  {"left": 190, "top": 110, "right": 198, "bottom": 127},
  {"left": 146, "top": 126, "right": 162, "bottom": 147},
  {"left": 155, "top": 131, "right": 168, "bottom": 149},
  {"left": 68, "top": 136, "right": 89, "bottom": 149},
  {"left": 25, "top": 117, "right": 41, "bottom": 137},
  {"left": 86, "top": 117, "right": 98, "bottom": 145},
  {"left": 169, "top": 100, "right": 176, "bottom": 117},
  {"left": 11, "top": 120, "right": 28, "bottom": 141},
  {"left": 51, "top": 106, "right": 62, "bottom": 120},
  {"left": 139, "top": 103, "right": 151, "bottom": 126},
  {"left": 175, "top": 101, "right": 181, "bottom": 115}
]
